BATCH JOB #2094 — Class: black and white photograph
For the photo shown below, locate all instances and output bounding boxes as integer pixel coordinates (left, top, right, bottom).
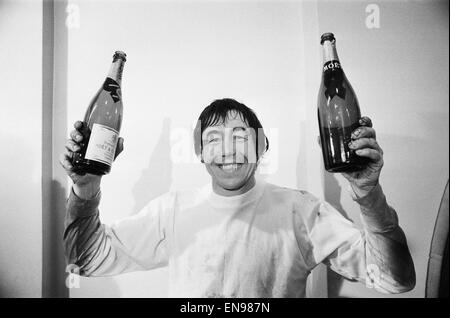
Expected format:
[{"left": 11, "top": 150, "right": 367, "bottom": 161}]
[{"left": 0, "top": 0, "right": 448, "bottom": 302}]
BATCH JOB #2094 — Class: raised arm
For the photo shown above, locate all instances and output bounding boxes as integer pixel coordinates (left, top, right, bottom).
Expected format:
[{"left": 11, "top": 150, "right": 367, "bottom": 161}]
[
  {"left": 306, "top": 116, "right": 415, "bottom": 293},
  {"left": 304, "top": 185, "right": 416, "bottom": 294},
  {"left": 343, "top": 117, "right": 415, "bottom": 292},
  {"left": 60, "top": 120, "right": 171, "bottom": 277},
  {"left": 63, "top": 188, "right": 173, "bottom": 276}
]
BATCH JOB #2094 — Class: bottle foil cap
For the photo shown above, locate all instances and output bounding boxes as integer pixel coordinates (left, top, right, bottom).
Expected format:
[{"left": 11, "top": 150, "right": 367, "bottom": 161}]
[
  {"left": 320, "top": 33, "right": 335, "bottom": 45},
  {"left": 113, "top": 51, "right": 127, "bottom": 62}
]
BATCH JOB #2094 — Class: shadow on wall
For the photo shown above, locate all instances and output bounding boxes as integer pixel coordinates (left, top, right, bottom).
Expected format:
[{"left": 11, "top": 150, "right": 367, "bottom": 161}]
[{"left": 132, "top": 117, "right": 173, "bottom": 215}]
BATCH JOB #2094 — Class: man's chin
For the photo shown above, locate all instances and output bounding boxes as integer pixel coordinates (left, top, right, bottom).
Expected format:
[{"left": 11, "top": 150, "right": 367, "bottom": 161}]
[{"left": 215, "top": 178, "right": 248, "bottom": 191}]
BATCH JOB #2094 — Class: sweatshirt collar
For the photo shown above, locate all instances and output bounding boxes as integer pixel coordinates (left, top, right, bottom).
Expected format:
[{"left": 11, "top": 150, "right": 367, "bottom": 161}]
[{"left": 203, "top": 178, "right": 266, "bottom": 209}]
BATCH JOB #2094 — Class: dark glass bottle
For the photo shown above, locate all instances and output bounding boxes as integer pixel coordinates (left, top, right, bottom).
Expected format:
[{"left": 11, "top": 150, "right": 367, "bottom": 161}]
[
  {"left": 317, "top": 33, "right": 368, "bottom": 172},
  {"left": 72, "top": 51, "right": 126, "bottom": 175}
]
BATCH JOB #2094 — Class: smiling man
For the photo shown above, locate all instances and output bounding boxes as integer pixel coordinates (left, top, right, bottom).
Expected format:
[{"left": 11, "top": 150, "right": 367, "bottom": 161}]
[
  {"left": 195, "top": 100, "right": 264, "bottom": 197},
  {"left": 61, "top": 98, "right": 415, "bottom": 297}
]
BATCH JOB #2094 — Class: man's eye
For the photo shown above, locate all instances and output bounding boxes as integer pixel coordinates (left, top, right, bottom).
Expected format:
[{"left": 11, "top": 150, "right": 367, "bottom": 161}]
[
  {"left": 208, "top": 137, "right": 220, "bottom": 143},
  {"left": 234, "top": 135, "right": 248, "bottom": 141}
]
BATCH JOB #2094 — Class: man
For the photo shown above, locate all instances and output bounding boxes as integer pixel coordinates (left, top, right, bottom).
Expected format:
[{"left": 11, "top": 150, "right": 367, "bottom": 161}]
[{"left": 60, "top": 98, "right": 415, "bottom": 297}]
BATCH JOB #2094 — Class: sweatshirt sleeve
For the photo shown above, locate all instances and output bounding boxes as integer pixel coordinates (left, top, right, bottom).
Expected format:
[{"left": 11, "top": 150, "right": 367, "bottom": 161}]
[
  {"left": 63, "top": 188, "right": 175, "bottom": 277},
  {"left": 293, "top": 185, "right": 415, "bottom": 294}
]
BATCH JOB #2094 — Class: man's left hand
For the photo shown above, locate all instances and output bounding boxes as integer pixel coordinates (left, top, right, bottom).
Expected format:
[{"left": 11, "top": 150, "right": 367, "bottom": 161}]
[{"left": 343, "top": 116, "right": 384, "bottom": 198}]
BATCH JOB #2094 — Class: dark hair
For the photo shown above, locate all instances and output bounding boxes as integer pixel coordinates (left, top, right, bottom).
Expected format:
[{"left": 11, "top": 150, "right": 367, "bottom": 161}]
[{"left": 193, "top": 98, "right": 269, "bottom": 161}]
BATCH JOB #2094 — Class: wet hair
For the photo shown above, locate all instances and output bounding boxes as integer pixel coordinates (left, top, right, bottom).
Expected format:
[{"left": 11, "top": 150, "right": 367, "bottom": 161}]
[{"left": 193, "top": 98, "right": 269, "bottom": 161}]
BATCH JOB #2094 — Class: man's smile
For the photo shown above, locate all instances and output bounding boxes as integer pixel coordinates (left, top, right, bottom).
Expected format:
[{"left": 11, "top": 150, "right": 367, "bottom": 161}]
[{"left": 215, "top": 163, "right": 244, "bottom": 172}]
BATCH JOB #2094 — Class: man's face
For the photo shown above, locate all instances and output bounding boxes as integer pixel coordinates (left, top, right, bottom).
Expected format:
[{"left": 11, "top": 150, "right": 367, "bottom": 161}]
[{"left": 201, "top": 111, "right": 258, "bottom": 195}]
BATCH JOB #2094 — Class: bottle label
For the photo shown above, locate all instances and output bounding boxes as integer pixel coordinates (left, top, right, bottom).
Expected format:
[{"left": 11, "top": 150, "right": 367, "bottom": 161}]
[
  {"left": 323, "top": 59, "right": 346, "bottom": 100},
  {"left": 323, "top": 60, "right": 341, "bottom": 72},
  {"left": 85, "top": 123, "right": 119, "bottom": 166}
]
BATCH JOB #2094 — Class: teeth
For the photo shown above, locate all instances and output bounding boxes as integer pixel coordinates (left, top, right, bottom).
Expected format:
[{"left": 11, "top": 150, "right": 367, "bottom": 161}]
[{"left": 219, "top": 164, "right": 241, "bottom": 171}]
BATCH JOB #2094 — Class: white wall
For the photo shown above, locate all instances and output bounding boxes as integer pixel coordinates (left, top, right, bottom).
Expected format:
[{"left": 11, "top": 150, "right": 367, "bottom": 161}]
[
  {"left": 317, "top": 0, "right": 449, "bottom": 298},
  {"left": 0, "top": 0, "right": 43, "bottom": 297}
]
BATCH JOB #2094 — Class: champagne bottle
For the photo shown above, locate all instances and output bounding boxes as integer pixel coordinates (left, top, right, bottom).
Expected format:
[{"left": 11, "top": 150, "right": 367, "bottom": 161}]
[
  {"left": 317, "top": 33, "right": 368, "bottom": 172},
  {"left": 72, "top": 51, "right": 126, "bottom": 175}
]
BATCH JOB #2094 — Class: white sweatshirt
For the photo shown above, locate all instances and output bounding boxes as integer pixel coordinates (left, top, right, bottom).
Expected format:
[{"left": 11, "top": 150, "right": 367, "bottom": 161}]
[{"left": 64, "top": 179, "right": 415, "bottom": 297}]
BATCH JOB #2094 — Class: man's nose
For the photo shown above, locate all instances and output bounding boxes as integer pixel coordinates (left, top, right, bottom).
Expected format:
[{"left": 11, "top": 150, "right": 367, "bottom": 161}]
[{"left": 222, "top": 134, "right": 236, "bottom": 158}]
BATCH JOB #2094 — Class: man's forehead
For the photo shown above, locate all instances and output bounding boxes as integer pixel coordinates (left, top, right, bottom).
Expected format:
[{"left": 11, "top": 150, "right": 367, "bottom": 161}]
[{"left": 203, "top": 117, "right": 250, "bottom": 134}]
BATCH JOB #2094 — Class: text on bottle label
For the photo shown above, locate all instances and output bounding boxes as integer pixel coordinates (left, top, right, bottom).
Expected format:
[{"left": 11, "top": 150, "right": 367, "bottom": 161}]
[{"left": 85, "top": 123, "right": 119, "bottom": 166}]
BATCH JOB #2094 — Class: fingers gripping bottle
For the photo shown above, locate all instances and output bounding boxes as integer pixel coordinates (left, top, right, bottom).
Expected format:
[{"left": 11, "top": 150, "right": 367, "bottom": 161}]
[
  {"left": 72, "top": 51, "right": 126, "bottom": 175},
  {"left": 317, "top": 33, "right": 368, "bottom": 172}
]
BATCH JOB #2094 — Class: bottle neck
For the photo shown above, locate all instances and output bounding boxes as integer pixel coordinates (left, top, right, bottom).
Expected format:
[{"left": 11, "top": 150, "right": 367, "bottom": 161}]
[
  {"left": 321, "top": 40, "right": 340, "bottom": 64},
  {"left": 107, "top": 58, "right": 125, "bottom": 85}
]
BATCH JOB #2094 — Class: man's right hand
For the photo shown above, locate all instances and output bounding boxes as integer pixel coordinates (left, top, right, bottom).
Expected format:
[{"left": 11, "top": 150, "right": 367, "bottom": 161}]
[{"left": 59, "top": 121, "right": 124, "bottom": 200}]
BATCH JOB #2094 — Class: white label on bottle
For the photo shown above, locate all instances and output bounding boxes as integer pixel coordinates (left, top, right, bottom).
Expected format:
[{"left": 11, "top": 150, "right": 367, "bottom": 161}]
[{"left": 85, "top": 123, "right": 119, "bottom": 166}]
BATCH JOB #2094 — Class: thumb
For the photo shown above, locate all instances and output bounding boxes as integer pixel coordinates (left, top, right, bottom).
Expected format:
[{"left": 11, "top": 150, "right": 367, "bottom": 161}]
[
  {"left": 114, "top": 137, "right": 124, "bottom": 160},
  {"left": 359, "top": 116, "right": 373, "bottom": 128}
]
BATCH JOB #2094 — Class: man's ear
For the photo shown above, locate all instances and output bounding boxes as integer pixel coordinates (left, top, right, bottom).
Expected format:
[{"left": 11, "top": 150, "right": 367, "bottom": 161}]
[
  {"left": 193, "top": 119, "right": 203, "bottom": 159},
  {"left": 257, "top": 128, "right": 268, "bottom": 159}
]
